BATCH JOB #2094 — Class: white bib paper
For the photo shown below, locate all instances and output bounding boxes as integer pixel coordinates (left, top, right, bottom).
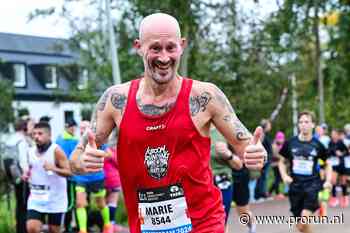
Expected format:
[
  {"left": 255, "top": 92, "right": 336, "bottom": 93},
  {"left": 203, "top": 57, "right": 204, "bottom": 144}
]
[
  {"left": 138, "top": 184, "right": 192, "bottom": 233},
  {"left": 30, "top": 185, "right": 50, "bottom": 206},
  {"left": 293, "top": 159, "right": 313, "bottom": 175},
  {"left": 344, "top": 156, "right": 350, "bottom": 169},
  {"left": 329, "top": 157, "right": 340, "bottom": 166}
]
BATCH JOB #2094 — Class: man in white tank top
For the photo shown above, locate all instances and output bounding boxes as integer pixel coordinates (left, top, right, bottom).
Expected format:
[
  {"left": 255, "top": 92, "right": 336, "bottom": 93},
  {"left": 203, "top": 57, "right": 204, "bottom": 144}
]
[{"left": 26, "top": 122, "right": 72, "bottom": 233}]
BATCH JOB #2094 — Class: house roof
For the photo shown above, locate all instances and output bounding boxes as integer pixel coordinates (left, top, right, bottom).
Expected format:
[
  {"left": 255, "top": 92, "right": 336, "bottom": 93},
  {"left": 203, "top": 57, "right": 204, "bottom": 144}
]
[
  {"left": 0, "top": 33, "right": 81, "bottom": 101},
  {"left": 0, "top": 32, "right": 77, "bottom": 57}
]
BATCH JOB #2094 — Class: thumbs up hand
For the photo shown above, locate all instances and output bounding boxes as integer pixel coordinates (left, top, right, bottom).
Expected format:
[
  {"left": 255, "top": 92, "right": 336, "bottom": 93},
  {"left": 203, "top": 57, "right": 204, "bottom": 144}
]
[
  {"left": 77, "top": 129, "right": 108, "bottom": 173},
  {"left": 243, "top": 126, "right": 267, "bottom": 170}
]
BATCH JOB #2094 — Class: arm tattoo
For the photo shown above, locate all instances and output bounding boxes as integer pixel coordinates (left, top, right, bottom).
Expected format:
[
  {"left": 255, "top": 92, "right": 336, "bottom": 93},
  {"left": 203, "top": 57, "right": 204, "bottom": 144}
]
[
  {"left": 97, "top": 89, "right": 111, "bottom": 111},
  {"left": 234, "top": 120, "right": 251, "bottom": 141},
  {"left": 223, "top": 114, "right": 251, "bottom": 141},
  {"left": 214, "top": 86, "right": 234, "bottom": 113},
  {"left": 111, "top": 93, "right": 127, "bottom": 112},
  {"left": 215, "top": 86, "right": 250, "bottom": 141},
  {"left": 190, "top": 92, "right": 212, "bottom": 116},
  {"left": 81, "top": 91, "right": 116, "bottom": 148},
  {"left": 137, "top": 98, "right": 174, "bottom": 116}
]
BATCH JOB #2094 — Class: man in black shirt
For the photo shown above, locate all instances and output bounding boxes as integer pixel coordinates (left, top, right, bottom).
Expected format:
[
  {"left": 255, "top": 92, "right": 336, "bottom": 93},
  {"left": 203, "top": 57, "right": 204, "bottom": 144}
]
[
  {"left": 278, "top": 111, "right": 332, "bottom": 233},
  {"left": 328, "top": 128, "right": 349, "bottom": 207}
]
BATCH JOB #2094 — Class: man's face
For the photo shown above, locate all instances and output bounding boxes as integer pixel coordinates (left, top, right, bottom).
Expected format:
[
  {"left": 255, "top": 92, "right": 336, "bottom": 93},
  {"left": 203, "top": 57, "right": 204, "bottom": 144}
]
[
  {"left": 331, "top": 130, "right": 339, "bottom": 141},
  {"left": 140, "top": 36, "right": 184, "bottom": 84},
  {"left": 298, "top": 115, "right": 315, "bottom": 135},
  {"left": 33, "top": 128, "right": 51, "bottom": 145},
  {"left": 67, "top": 126, "right": 76, "bottom": 135}
]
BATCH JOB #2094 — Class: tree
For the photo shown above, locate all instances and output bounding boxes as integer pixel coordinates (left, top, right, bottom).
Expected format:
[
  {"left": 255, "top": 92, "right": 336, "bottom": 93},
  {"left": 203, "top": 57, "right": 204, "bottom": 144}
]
[{"left": 0, "top": 79, "right": 14, "bottom": 132}]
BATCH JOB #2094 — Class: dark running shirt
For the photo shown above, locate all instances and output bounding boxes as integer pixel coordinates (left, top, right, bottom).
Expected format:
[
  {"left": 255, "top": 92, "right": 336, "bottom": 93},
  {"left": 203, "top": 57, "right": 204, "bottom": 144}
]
[
  {"left": 280, "top": 136, "right": 328, "bottom": 182},
  {"left": 328, "top": 140, "right": 348, "bottom": 156}
]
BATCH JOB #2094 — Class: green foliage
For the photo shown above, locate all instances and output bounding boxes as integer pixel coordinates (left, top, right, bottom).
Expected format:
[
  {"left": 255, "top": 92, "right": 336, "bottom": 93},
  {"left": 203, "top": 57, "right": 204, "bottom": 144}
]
[
  {"left": 29, "top": 0, "right": 350, "bottom": 134},
  {"left": 0, "top": 193, "right": 15, "bottom": 233},
  {"left": 0, "top": 79, "right": 14, "bottom": 132}
]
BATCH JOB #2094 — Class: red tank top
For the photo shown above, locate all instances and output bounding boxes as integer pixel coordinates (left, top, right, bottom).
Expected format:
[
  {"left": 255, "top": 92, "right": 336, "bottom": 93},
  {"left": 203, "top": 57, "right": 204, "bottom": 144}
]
[{"left": 117, "top": 78, "right": 225, "bottom": 233}]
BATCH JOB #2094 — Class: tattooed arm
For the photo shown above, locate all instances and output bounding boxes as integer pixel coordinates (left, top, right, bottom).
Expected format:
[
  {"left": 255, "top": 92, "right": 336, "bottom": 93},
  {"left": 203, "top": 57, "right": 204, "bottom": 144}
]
[
  {"left": 204, "top": 83, "right": 266, "bottom": 169},
  {"left": 189, "top": 82, "right": 252, "bottom": 158},
  {"left": 209, "top": 85, "right": 252, "bottom": 158},
  {"left": 70, "top": 84, "right": 128, "bottom": 174}
]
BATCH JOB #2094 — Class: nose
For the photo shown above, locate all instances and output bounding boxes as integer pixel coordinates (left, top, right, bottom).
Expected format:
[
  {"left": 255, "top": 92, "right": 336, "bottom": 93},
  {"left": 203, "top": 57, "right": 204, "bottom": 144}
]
[{"left": 158, "top": 51, "right": 170, "bottom": 64}]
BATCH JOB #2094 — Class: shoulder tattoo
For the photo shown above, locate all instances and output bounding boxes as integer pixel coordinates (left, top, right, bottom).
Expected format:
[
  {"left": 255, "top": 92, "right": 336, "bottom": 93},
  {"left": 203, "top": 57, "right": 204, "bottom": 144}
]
[
  {"left": 189, "top": 92, "right": 212, "bottom": 116},
  {"left": 111, "top": 92, "right": 127, "bottom": 112}
]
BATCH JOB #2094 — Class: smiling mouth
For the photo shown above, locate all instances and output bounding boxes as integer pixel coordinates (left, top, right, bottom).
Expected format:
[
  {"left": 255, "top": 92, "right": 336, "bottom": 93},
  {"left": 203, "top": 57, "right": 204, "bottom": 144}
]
[
  {"left": 155, "top": 64, "right": 170, "bottom": 71},
  {"left": 153, "top": 60, "right": 172, "bottom": 71}
]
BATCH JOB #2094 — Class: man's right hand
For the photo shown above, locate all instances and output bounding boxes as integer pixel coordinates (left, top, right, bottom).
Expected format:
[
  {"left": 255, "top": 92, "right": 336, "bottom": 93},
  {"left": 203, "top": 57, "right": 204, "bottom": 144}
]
[
  {"left": 215, "top": 142, "right": 232, "bottom": 160},
  {"left": 282, "top": 174, "right": 293, "bottom": 184},
  {"left": 72, "top": 129, "right": 108, "bottom": 174}
]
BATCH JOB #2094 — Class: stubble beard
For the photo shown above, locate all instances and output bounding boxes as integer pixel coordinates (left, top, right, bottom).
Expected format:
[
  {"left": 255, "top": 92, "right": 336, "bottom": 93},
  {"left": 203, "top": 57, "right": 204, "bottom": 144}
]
[{"left": 145, "top": 59, "right": 179, "bottom": 85}]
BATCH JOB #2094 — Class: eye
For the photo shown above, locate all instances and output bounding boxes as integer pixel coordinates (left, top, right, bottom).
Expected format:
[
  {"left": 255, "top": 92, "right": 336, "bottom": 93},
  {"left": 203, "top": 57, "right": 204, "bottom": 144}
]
[
  {"left": 167, "top": 44, "right": 176, "bottom": 52},
  {"left": 151, "top": 45, "right": 161, "bottom": 52}
]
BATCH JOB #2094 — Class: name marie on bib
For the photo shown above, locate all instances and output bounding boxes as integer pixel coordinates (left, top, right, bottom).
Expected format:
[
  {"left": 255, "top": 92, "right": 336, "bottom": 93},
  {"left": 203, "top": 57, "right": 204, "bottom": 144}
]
[{"left": 138, "top": 184, "right": 192, "bottom": 233}]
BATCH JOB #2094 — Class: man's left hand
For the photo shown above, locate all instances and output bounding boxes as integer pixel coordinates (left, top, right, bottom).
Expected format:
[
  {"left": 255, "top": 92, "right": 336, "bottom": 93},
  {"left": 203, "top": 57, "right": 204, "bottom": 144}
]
[
  {"left": 43, "top": 161, "right": 56, "bottom": 172},
  {"left": 243, "top": 126, "right": 267, "bottom": 170}
]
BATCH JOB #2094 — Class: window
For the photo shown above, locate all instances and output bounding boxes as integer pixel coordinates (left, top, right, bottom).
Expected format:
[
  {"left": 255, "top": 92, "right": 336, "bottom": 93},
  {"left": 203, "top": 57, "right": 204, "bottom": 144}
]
[
  {"left": 45, "top": 66, "right": 58, "bottom": 88},
  {"left": 64, "top": 110, "right": 74, "bottom": 123},
  {"left": 78, "top": 69, "right": 88, "bottom": 90},
  {"left": 0, "top": 63, "right": 26, "bottom": 87},
  {"left": 13, "top": 64, "right": 26, "bottom": 87}
]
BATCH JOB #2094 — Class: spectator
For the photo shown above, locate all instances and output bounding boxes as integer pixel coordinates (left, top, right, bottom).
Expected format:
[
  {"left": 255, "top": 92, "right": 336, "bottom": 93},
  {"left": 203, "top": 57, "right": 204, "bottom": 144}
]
[{"left": 7, "top": 119, "right": 32, "bottom": 233}]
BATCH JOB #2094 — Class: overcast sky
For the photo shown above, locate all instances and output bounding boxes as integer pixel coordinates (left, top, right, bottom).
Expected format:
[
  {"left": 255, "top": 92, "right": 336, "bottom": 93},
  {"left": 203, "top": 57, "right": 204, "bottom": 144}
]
[{"left": 0, "top": 0, "right": 278, "bottom": 39}]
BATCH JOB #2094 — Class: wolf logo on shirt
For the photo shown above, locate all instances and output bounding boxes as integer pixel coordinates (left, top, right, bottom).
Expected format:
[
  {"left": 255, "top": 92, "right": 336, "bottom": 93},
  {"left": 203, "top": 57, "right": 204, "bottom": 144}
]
[{"left": 144, "top": 145, "right": 170, "bottom": 179}]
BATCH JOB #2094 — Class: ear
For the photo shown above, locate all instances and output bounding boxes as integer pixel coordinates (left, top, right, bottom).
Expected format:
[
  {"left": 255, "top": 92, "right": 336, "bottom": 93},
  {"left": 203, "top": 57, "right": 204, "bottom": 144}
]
[
  {"left": 180, "top": 38, "right": 187, "bottom": 52},
  {"left": 133, "top": 39, "right": 143, "bottom": 56}
]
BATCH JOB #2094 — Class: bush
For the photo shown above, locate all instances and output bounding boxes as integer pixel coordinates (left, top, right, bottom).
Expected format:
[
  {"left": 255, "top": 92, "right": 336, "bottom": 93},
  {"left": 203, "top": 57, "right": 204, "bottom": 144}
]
[{"left": 0, "top": 192, "right": 15, "bottom": 233}]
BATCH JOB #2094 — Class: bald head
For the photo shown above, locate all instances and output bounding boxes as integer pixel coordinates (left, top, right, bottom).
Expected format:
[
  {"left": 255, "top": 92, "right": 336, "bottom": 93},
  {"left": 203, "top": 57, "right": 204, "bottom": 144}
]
[{"left": 139, "top": 13, "right": 181, "bottom": 42}]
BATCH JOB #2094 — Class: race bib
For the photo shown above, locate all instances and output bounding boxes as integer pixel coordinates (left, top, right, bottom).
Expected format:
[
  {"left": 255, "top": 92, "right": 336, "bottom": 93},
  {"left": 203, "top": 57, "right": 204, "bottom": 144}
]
[
  {"left": 329, "top": 157, "right": 340, "bottom": 166},
  {"left": 138, "top": 184, "right": 192, "bottom": 233},
  {"left": 344, "top": 157, "right": 350, "bottom": 169},
  {"left": 30, "top": 184, "right": 50, "bottom": 205},
  {"left": 292, "top": 159, "right": 313, "bottom": 175}
]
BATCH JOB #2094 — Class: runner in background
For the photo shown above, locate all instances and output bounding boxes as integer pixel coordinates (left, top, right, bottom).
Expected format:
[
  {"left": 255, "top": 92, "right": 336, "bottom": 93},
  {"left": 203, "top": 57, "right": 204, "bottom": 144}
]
[
  {"left": 279, "top": 111, "right": 332, "bottom": 233},
  {"left": 56, "top": 119, "right": 79, "bottom": 233},
  {"left": 211, "top": 126, "right": 242, "bottom": 231},
  {"left": 26, "top": 121, "right": 71, "bottom": 233},
  {"left": 269, "top": 131, "right": 286, "bottom": 200},
  {"left": 103, "top": 129, "right": 125, "bottom": 232}
]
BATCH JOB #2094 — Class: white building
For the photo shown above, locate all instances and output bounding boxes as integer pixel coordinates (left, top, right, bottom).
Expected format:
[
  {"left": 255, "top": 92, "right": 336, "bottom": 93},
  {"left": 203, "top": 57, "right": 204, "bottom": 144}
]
[{"left": 0, "top": 32, "right": 92, "bottom": 139}]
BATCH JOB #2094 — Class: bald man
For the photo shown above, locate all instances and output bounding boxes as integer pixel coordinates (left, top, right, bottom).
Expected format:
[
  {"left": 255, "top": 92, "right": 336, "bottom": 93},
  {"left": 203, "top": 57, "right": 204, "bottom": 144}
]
[{"left": 70, "top": 13, "right": 267, "bottom": 233}]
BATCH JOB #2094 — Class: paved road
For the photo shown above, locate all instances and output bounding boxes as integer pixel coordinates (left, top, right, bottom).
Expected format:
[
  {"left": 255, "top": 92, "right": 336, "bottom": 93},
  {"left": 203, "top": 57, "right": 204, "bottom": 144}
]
[{"left": 227, "top": 199, "right": 349, "bottom": 233}]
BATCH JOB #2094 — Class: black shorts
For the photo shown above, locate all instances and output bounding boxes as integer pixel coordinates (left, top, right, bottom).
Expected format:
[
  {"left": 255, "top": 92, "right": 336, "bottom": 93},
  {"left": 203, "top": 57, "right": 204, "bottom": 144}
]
[
  {"left": 232, "top": 167, "right": 250, "bottom": 206},
  {"left": 27, "top": 209, "right": 64, "bottom": 226},
  {"left": 288, "top": 180, "right": 322, "bottom": 217},
  {"left": 76, "top": 180, "right": 105, "bottom": 195},
  {"left": 333, "top": 165, "right": 342, "bottom": 174}
]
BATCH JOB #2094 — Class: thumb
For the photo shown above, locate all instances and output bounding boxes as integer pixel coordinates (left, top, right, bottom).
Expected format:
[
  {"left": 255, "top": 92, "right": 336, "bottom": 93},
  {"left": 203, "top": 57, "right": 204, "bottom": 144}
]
[
  {"left": 251, "top": 126, "right": 263, "bottom": 145},
  {"left": 87, "top": 129, "right": 97, "bottom": 149}
]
